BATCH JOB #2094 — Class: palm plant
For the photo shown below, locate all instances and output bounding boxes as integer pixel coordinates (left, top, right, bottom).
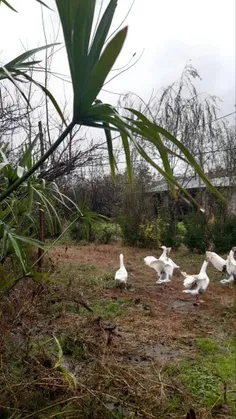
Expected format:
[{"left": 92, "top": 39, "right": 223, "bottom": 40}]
[
  {"left": 0, "top": 0, "right": 226, "bottom": 209},
  {"left": 0, "top": 139, "right": 80, "bottom": 293}
]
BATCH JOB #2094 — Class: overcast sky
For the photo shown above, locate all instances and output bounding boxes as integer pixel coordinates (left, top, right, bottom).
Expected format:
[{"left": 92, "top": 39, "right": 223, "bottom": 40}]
[{"left": 0, "top": 0, "right": 235, "bottom": 123}]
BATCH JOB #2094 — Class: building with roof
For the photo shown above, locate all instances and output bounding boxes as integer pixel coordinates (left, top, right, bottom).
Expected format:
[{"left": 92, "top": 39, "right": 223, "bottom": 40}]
[{"left": 149, "top": 173, "right": 236, "bottom": 216}]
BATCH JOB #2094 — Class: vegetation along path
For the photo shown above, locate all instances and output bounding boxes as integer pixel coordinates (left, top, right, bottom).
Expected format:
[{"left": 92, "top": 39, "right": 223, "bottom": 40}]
[{"left": 1, "top": 244, "right": 235, "bottom": 418}]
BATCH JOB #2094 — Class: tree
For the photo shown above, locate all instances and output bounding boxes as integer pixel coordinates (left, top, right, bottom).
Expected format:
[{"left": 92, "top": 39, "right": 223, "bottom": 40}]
[
  {"left": 119, "top": 64, "right": 234, "bottom": 181},
  {"left": 0, "top": 0, "right": 228, "bottom": 293},
  {"left": 0, "top": 1, "right": 225, "bottom": 208}
]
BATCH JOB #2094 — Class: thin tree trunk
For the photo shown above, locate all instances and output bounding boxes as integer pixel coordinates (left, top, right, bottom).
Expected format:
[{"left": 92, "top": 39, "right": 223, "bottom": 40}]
[{"left": 37, "top": 121, "right": 45, "bottom": 271}]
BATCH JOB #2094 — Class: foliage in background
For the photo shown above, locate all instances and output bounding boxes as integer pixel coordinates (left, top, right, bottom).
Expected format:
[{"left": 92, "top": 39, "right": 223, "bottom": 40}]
[
  {"left": 212, "top": 216, "right": 236, "bottom": 253},
  {"left": 117, "top": 164, "right": 157, "bottom": 247},
  {"left": 183, "top": 212, "right": 209, "bottom": 253},
  {"left": 0, "top": 0, "right": 226, "bottom": 210},
  {"left": 93, "top": 221, "right": 120, "bottom": 244},
  {"left": 158, "top": 206, "right": 184, "bottom": 249},
  {"left": 0, "top": 141, "right": 79, "bottom": 293},
  {"left": 70, "top": 220, "right": 120, "bottom": 245}
]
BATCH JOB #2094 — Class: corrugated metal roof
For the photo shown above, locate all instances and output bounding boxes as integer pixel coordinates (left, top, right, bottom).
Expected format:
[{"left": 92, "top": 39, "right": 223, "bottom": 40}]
[{"left": 150, "top": 175, "right": 236, "bottom": 193}]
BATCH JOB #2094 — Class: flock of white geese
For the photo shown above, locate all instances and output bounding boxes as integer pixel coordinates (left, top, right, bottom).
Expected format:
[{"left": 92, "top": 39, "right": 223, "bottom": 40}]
[{"left": 115, "top": 246, "right": 236, "bottom": 305}]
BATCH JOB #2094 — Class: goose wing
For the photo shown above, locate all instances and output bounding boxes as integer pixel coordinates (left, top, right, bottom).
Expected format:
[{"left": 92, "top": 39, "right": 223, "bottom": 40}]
[
  {"left": 148, "top": 259, "right": 165, "bottom": 274},
  {"left": 168, "top": 257, "right": 180, "bottom": 269},
  {"left": 206, "top": 251, "right": 226, "bottom": 272},
  {"left": 144, "top": 256, "right": 158, "bottom": 267},
  {"left": 183, "top": 274, "right": 199, "bottom": 289}
]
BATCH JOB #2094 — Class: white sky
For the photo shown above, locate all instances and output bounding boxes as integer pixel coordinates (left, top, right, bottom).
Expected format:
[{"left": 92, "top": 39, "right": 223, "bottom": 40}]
[{"left": 0, "top": 0, "right": 235, "bottom": 123}]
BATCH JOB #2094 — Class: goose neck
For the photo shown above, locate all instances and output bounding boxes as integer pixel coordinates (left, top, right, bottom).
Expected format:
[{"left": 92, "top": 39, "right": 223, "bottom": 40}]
[{"left": 200, "top": 260, "right": 208, "bottom": 274}]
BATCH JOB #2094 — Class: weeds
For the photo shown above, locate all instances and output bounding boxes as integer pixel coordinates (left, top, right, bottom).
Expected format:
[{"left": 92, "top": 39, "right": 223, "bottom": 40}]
[
  {"left": 179, "top": 337, "right": 236, "bottom": 413},
  {"left": 91, "top": 298, "right": 131, "bottom": 319},
  {"left": 1, "top": 244, "right": 235, "bottom": 418}
]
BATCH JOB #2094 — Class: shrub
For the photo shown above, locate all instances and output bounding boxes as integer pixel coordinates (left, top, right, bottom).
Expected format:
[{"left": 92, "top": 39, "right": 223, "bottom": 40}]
[
  {"left": 69, "top": 220, "right": 120, "bottom": 244},
  {"left": 118, "top": 216, "right": 140, "bottom": 246},
  {"left": 183, "top": 212, "right": 209, "bottom": 253},
  {"left": 212, "top": 216, "right": 236, "bottom": 253},
  {"left": 158, "top": 210, "right": 183, "bottom": 249},
  {"left": 92, "top": 222, "right": 121, "bottom": 244},
  {"left": 119, "top": 217, "right": 159, "bottom": 248},
  {"left": 69, "top": 221, "right": 95, "bottom": 242},
  {"left": 139, "top": 220, "right": 159, "bottom": 248}
]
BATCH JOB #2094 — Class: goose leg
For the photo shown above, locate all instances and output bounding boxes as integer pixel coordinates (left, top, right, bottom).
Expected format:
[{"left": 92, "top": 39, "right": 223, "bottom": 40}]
[{"left": 193, "top": 295, "right": 200, "bottom": 306}]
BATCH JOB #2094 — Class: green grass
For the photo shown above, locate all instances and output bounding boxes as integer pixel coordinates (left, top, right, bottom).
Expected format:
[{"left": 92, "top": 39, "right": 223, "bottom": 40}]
[
  {"left": 179, "top": 337, "right": 236, "bottom": 412},
  {"left": 2, "top": 246, "right": 235, "bottom": 418},
  {"left": 60, "top": 336, "right": 86, "bottom": 359},
  {"left": 91, "top": 298, "right": 131, "bottom": 319},
  {"left": 196, "top": 337, "right": 219, "bottom": 353}
]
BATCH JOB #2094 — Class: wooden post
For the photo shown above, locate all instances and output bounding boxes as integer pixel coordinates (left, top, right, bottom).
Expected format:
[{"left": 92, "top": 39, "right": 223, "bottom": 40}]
[
  {"left": 38, "top": 207, "right": 45, "bottom": 271},
  {"left": 37, "top": 121, "right": 45, "bottom": 272}
]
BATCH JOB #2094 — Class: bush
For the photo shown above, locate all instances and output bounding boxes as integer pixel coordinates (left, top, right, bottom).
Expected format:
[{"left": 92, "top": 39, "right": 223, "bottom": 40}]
[
  {"left": 119, "top": 217, "right": 159, "bottom": 248},
  {"left": 158, "top": 209, "right": 183, "bottom": 249},
  {"left": 139, "top": 220, "right": 159, "bottom": 248},
  {"left": 69, "top": 221, "right": 95, "bottom": 242},
  {"left": 69, "top": 220, "right": 120, "bottom": 244},
  {"left": 118, "top": 216, "right": 140, "bottom": 246},
  {"left": 212, "top": 216, "right": 236, "bottom": 253},
  {"left": 183, "top": 212, "right": 209, "bottom": 253},
  {"left": 93, "top": 222, "right": 121, "bottom": 244}
]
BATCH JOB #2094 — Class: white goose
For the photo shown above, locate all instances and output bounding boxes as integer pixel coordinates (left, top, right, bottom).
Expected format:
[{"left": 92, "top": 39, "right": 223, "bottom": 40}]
[
  {"left": 181, "top": 258, "right": 210, "bottom": 305},
  {"left": 144, "top": 256, "right": 175, "bottom": 289},
  {"left": 115, "top": 254, "right": 128, "bottom": 288},
  {"left": 206, "top": 247, "right": 236, "bottom": 284},
  {"left": 159, "top": 245, "right": 180, "bottom": 270},
  {"left": 224, "top": 247, "right": 236, "bottom": 283},
  {"left": 205, "top": 251, "right": 226, "bottom": 272}
]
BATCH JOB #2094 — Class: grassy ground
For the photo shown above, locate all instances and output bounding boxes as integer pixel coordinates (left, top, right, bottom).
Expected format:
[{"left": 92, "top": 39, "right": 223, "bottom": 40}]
[{"left": 0, "top": 243, "right": 235, "bottom": 418}]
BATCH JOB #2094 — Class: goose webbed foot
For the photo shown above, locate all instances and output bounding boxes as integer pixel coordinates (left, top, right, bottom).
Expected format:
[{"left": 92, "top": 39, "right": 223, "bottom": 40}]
[{"left": 193, "top": 295, "right": 200, "bottom": 306}]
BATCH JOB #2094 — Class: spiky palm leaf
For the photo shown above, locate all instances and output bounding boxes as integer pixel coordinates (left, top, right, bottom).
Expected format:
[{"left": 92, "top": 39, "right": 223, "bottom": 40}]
[{"left": 0, "top": 0, "right": 226, "bottom": 207}]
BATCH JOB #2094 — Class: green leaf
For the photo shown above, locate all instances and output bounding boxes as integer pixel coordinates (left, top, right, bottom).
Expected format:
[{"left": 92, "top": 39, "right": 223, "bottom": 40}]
[
  {"left": 3, "top": 44, "right": 59, "bottom": 69},
  {"left": 72, "top": 0, "right": 96, "bottom": 95},
  {"left": 103, "top": 123, "right": 117, "bottom": 180},
  {"left": 35, "top": 0, "right": 52, "bottom": 10},
  {"left": 54, "top": 336, "right": 63, "bottom": 368},
  {"left": 1, "top": 66, "right": 31, "bottom": 105},
  {"left": 0, "top": 149, "right": 9, "bottom": 170},
  {"left": 120, "top": 132, "right": 133, "bottom": 184},
  {"left": 8, "top": 232, "right": 27, "bottom": 272},
  {"left": 56, "top": 0, "right": 80, "bottom": 71},
  {"left": 11, "top": 233, "right": 45, "bottom": 250},
  {"left": 74, "top": 26, "right": 128, "bottom": 120},
  {"left": 135, "top": 143, "right": 201, "bottom": 208},
  {"left": 127, "top": 108, "right": 227, "bottom": 204},
  {"left": 0, "top": 0, "right": 17, "bottom": 12},
  {"left": 27, "top": 182, "right": 34, "bottom": 214},
  {"left": 19, "top": 135, "right": 39, "bottom": 168},
  {"left": 18, "top": 71, "right": 66, "bottom": 125},
  {"left": 88, "top": 0, "right": 117, "bottom": 73},
  {"left": 1, "top": 229, "right": 9, "bottom": 260},
  {"left": 16, "top": 165, "right": 24, "bottom": 178},
  {"left": 0, "top": 0, "right": 52, "bottom": 11}
]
